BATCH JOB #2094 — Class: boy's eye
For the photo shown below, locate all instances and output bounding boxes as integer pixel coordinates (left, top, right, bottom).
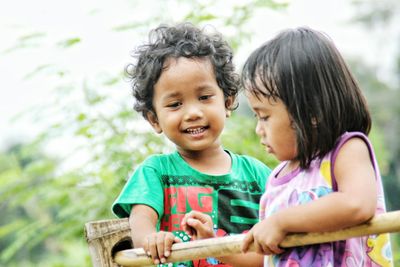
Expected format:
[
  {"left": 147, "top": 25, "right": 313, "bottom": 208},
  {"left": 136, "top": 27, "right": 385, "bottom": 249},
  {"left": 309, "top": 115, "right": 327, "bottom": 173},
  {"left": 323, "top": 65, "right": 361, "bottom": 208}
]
[
  {"left": 166, "top": 102, "right": 181, "bottom": 108},
  {"left": 199, "top": 95, "right": 212, "bottom": 101}
]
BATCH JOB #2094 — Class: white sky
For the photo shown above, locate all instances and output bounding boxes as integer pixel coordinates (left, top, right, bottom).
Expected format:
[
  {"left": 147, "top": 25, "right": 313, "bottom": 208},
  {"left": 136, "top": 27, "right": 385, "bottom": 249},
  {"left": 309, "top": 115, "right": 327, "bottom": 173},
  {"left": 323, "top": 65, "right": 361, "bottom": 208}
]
[{"left": 0, "top": 0, "right": 397, "bottom": 149}]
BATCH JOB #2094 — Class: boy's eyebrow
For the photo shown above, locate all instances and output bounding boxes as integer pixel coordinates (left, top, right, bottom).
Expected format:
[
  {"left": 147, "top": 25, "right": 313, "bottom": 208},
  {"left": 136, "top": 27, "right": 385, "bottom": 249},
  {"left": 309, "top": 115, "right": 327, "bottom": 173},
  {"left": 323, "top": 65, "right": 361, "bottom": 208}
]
[
  {"left": 161, "top": 92, "right": 181, "bottom": 101},
  {"left": 196, "top": 83, "right": 220, "bottom": 93}
]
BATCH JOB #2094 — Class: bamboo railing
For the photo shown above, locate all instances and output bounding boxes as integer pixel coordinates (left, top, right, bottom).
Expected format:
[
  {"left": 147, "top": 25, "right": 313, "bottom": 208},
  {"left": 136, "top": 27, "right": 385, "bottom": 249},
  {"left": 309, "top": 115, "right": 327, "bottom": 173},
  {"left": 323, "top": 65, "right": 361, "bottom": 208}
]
[
  {"left": 85, "top": 211, "right": 400, "bottom": 266},
  {"left": 111, "top": 210, "right": 400, "bottom": 267}
]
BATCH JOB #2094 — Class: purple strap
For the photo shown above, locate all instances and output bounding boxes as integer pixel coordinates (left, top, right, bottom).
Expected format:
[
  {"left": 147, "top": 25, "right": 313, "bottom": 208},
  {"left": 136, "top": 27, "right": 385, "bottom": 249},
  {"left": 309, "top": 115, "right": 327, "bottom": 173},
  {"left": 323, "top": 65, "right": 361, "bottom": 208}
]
[{"left": 330, "top": 132, "right": 378, "bottom": 191}]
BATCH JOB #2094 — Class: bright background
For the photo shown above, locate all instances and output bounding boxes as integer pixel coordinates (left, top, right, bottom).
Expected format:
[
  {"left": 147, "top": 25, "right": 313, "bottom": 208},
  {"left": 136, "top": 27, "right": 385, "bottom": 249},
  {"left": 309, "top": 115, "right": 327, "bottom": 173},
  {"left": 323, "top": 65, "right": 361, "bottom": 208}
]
[{"left": 1, "top": 0, "right": 399, "bottom": 266}]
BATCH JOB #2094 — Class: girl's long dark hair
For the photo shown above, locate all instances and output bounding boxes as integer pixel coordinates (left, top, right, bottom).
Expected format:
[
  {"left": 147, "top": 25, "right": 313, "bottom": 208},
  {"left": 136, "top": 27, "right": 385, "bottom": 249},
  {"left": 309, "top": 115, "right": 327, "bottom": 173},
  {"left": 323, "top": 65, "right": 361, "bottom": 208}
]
[{"left": 242, "top": 27, "right": 371, "bottom": 169}]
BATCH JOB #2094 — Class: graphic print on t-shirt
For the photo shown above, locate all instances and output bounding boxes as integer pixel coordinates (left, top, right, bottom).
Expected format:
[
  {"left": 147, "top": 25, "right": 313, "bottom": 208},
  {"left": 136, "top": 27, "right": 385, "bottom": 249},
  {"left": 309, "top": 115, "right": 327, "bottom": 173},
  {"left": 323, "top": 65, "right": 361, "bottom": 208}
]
[
  {"left": 160, "top": 175, "right": 262, "bottom": 234},
  {"left": 158, "top": 175, "right": 262, "bottom": 266}
]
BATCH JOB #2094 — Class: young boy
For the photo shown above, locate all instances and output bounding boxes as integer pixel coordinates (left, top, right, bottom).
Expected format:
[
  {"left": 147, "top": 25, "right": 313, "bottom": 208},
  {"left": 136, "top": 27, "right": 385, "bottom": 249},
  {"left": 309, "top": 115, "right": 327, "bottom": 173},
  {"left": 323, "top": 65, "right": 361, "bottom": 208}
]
[{"left": 112, "top": 22, "right": 270, "bottom": 267}]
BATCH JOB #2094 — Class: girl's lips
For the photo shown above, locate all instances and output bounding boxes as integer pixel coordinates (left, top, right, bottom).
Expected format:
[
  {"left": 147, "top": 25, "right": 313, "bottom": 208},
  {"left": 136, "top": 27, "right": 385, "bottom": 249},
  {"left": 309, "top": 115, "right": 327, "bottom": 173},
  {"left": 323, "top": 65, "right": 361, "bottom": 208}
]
[{"left": 262, "top": 142, "right": 273, "bottom": 153}]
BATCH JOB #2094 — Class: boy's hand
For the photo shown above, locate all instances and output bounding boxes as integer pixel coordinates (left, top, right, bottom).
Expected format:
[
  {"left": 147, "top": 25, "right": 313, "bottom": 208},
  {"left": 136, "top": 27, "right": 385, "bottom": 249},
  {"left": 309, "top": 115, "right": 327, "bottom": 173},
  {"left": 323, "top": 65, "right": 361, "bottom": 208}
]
[
  {"left": 241, "top": 215, "right": 285, "bottom": 255},
  {"left": 181, "top": 210, "right": 215, "bottom": 240},
  {"left": 143, "top": 231, "right": 181, "bottom": 265}
]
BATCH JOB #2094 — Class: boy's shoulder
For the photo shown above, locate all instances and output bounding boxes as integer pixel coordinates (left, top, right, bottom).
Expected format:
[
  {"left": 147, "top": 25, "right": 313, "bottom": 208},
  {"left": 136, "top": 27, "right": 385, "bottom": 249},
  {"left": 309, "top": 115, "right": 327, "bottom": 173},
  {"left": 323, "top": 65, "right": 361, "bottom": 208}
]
[
  {"left": 142, "top": 151, "right": 174, "bottom": 162},
  {"left": 140, "top": 151, "right": 180, "bottom": 168},
  {"left": 227, "top": 150, "right": 271, "bottom": 172}
]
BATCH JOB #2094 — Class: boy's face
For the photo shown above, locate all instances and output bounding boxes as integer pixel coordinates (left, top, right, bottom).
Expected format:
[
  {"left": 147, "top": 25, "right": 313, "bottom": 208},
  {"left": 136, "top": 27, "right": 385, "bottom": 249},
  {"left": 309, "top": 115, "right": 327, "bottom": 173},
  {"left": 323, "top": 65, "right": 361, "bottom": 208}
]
[
  {"left": 246, "top": 91, "right": 297, "bottom": 162},
  {"left": 148, "top": 57, "right": 231, "bottom": 153}
]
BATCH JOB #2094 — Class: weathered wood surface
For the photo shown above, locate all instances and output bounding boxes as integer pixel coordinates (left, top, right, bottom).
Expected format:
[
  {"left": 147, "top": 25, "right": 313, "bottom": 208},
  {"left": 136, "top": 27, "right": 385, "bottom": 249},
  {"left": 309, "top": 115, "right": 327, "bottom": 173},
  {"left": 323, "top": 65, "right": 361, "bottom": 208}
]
[
  {"left": 114, "top": 210, "right": 400, "bottom": 267},
  {"left": 85, "top": 218, "right": 131, "bottom": 267}
]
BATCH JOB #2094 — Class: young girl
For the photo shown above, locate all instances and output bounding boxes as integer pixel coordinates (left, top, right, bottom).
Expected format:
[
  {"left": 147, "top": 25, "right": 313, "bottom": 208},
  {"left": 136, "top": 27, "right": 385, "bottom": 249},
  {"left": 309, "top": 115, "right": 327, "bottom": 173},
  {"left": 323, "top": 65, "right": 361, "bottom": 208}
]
[{"left": 182, "top": 27, "right": 393, "bottom": 266}]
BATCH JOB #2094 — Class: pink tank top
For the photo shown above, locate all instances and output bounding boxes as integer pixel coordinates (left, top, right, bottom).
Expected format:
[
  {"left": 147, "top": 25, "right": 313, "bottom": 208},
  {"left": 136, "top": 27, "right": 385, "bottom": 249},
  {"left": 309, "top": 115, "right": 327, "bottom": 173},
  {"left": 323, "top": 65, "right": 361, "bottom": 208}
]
[{"left": 259, "top": 132, "right": 392, "bottom": 266}]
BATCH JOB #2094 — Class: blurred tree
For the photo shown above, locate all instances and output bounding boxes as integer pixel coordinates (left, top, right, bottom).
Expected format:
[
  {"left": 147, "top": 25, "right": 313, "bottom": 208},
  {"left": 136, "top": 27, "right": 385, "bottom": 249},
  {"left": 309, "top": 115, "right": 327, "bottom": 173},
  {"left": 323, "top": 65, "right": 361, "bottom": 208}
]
[
  {"left": 352, "top": 0, "right": 400, "bottom": 210},
  {"left": 352, "top": 0, "right": 400, "bottom": 263},
  {"left": 0, "top": 1, "right": 285, "bottom": 266}
]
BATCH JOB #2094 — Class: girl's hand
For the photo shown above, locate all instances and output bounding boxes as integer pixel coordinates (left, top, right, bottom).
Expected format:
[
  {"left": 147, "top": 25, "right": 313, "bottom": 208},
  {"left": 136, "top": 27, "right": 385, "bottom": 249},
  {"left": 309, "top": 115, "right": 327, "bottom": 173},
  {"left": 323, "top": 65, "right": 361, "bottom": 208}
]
[
  {"left": 181, "top": 210, "right": 215, "bottom": 240},
  {"left": 242, "top": 215, "right": 286, "bottom": 255},
  {"left": 143, "top": 231, "right": 181, "bottom": 265}
]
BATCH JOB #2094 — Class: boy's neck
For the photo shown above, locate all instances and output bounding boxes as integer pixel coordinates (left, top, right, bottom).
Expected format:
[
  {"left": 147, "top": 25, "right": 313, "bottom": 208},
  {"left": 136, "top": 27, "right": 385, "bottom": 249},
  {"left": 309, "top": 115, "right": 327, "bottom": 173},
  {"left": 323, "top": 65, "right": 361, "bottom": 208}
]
[{"left": 178, "top": 146, "right": 231, "bottom": 175}]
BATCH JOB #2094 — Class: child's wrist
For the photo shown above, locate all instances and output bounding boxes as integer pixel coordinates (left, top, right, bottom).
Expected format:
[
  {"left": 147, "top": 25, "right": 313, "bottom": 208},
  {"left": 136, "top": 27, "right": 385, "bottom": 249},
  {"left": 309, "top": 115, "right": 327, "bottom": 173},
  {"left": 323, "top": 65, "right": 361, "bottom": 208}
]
[{"left": 272, "top": 212, "right": 288, "bottom": 233}]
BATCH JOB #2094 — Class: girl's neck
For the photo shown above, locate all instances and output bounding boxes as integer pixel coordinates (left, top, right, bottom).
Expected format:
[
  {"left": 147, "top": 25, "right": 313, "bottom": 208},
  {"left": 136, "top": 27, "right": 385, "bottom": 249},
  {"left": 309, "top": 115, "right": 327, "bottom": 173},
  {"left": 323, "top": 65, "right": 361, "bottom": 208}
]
[
  {"left": 178, "top": 146, "right": 231, "bottom": 175},
  {"left": 277, "top": 160, "right": 300, "bottom": 178}
]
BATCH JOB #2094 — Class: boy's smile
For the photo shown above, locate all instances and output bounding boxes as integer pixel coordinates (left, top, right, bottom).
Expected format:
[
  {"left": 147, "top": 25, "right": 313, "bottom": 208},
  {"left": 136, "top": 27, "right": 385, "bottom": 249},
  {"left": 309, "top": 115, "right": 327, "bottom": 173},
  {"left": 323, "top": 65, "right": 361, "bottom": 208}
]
[{"left": 148, "top": 57, "right": 230, "bottom": 154}]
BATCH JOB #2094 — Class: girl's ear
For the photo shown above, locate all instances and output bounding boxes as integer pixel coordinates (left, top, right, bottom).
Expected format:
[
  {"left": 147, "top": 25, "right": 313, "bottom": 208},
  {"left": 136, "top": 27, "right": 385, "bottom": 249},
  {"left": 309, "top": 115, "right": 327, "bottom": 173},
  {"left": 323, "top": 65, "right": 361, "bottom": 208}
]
[
  {"left": 146, "top": 111, "right": 162, "bottom": 134},
  {"left": 311, "top": 117, "right": 318, "bottom": 128},
  {"left": 225, "top": 96, "right": 235, "bottom": 118}
]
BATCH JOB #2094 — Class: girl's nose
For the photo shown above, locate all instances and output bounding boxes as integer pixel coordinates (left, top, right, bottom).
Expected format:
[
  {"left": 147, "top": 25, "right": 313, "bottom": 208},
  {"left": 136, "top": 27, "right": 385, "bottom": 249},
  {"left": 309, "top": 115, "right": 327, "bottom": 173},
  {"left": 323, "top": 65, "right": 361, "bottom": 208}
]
[{"left": 255, "top": 120, "right": 264, "bottom": 136}]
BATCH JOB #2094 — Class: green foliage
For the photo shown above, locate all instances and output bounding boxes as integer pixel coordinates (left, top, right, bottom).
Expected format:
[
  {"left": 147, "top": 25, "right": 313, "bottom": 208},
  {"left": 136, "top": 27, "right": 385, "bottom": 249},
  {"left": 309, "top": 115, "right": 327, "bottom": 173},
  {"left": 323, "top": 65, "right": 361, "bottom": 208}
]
[
  {"left": 1, "top": 1, "right": 287, "bottom": 266},
  {"left": 2, "top": 0, "right": 399, "bottom": 265},
  {"left": 350, "top": 0, "right": 400, "bottom": 262},
  {"left": 222, "top": 114, "right": 279, "bottom": 169}
]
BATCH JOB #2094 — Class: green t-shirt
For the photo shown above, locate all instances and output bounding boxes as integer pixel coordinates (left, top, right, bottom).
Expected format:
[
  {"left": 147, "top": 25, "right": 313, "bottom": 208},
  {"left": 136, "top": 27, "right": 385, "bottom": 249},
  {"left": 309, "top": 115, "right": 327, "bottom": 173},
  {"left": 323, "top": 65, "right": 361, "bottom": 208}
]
[{"left": 112, "top": 150, "right": 270, "bottom": 266}]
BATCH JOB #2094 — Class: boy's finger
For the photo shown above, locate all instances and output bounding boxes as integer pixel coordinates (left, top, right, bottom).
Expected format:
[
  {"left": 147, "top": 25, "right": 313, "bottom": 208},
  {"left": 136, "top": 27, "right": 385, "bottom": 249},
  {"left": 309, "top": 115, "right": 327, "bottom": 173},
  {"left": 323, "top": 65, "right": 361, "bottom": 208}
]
[
  {"left": 163, "top": 234, "right": 176, "bottom": 258},
  {"left": 147, "top": 235, "right": 160, "bottom": 264},
  {"left": 189, "top": 210, "right": 212, "bottom": 224},
  {"left": 186, "top": 218, "right": 208, "bottom": 233},
  {"left": 156, "top": 233, "right": 166, "bottom": 263}
]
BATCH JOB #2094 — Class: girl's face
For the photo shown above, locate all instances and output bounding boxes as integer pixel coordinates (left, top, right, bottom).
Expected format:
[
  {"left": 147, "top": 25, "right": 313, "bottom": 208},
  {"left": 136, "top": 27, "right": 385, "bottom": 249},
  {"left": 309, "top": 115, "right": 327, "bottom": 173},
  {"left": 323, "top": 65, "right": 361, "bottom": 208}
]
[
  {"left": 246, "top": 92, "right": 298, "bottom": 163},
  {"left": 148, "top": 57, "right": 231, "bottom": 154}
]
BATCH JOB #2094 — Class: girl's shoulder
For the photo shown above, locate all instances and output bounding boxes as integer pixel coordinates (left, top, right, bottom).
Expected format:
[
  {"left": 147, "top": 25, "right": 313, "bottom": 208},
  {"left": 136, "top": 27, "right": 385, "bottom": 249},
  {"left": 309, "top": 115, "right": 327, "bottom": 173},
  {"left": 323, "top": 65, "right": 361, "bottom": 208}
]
[
  {"left": 330, "top": 131, "right": 376, "bottom": 170},
  {"left": 329, "top": 131, "right": 379, "bottom": 190}
]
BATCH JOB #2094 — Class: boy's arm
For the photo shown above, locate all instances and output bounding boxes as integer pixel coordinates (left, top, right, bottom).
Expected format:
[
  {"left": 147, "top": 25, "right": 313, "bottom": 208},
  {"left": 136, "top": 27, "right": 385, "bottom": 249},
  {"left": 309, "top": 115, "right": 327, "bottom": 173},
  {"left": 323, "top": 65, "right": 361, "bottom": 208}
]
[
  {"left": 129, "top": 204, "right": 180, "bottom": 265},
  {"left": 129, "top": 204, "right": 158, "bottom": 248}
]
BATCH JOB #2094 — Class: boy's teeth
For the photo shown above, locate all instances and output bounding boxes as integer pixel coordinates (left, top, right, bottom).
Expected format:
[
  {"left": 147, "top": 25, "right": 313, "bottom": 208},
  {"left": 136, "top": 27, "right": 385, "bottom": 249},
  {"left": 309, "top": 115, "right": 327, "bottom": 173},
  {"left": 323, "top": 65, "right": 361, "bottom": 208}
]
[{"left": 187, "top": 127, "right": 205, "bottom": 134}]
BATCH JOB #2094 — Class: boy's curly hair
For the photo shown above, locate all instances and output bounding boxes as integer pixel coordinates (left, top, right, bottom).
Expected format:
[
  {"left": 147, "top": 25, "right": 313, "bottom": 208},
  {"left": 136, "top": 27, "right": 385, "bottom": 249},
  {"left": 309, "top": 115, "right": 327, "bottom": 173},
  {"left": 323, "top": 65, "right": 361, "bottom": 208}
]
[{"left": 125, "top": 22, "right": 239, "bottom": 119}]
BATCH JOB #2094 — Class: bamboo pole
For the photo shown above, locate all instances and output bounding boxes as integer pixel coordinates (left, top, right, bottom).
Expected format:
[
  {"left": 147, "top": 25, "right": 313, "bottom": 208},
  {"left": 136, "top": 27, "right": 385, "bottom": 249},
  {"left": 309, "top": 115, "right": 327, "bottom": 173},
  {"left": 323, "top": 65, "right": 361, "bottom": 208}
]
[{"left": 114, "top": 210, "right": 400, "bottom": 267}]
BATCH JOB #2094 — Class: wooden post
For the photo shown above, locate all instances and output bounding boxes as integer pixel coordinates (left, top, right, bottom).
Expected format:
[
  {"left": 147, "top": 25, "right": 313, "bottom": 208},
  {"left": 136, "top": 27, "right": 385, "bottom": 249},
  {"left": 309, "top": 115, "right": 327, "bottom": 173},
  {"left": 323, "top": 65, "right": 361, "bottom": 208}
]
[{"left": 84, "top": 218, "right": 132, "bottom": 267}]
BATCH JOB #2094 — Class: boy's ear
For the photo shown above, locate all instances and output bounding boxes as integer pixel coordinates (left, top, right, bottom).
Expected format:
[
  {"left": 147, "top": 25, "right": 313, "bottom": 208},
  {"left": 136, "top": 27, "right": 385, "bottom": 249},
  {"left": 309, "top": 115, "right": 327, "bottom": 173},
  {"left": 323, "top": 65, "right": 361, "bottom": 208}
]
[
  {"left": 146, "top": 111, "right": 162, "bottom": 134},
  {"left": 225, "top": 96, "right": 235, "bottom": 117}
]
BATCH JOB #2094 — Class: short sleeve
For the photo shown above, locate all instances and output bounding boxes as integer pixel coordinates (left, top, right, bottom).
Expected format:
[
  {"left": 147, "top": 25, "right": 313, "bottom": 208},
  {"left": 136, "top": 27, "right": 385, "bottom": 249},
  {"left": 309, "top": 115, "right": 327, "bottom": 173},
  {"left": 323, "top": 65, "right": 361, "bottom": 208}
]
[
  {"left": 253, "top": 158, "right": 271, "bottom": 192},
  {"left": 243, "top": 155, "right": 271, "bottom": 192},
  {"left": 111, "top": 163, "right": 164, "bottom": 219}
]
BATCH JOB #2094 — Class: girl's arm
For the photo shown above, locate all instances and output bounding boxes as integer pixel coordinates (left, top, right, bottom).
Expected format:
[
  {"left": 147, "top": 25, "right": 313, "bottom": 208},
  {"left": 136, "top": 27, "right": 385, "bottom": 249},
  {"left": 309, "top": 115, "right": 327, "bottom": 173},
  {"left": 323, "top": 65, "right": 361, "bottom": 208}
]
[
  {"left": 129, "top": 204, "right": 180, "bottom": 265},
  {"left": 182, "top": 211, "right": 264, "bottom": 267},
  {"left": 280, "top": 137, "right": 377, "bottom": 231},
  {"left": 243, "top": 137, "right": 377, "bottom": 254}
]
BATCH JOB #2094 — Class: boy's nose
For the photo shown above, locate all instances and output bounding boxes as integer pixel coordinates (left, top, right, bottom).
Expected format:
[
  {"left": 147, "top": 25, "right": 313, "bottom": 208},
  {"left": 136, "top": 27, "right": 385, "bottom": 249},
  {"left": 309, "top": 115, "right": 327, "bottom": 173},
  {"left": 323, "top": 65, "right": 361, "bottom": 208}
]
[{"left": 184, "top": 104, "right": 203, "bottom": 121}]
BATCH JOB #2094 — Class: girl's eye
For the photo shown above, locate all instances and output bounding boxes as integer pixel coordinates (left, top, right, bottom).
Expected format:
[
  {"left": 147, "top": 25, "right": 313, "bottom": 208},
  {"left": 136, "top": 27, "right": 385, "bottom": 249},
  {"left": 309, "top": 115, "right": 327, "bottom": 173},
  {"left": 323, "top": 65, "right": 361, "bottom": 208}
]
[{"left": 254, "top": 114, "right": 269, "bottom": 122}]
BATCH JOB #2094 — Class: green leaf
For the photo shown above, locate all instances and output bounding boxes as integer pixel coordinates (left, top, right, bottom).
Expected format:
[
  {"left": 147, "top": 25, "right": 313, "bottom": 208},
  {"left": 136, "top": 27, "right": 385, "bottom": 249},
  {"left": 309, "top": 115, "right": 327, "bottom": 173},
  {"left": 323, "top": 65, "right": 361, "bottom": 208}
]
[{"left": 57, "top": 37, "right": 81, "bottom": 48}]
